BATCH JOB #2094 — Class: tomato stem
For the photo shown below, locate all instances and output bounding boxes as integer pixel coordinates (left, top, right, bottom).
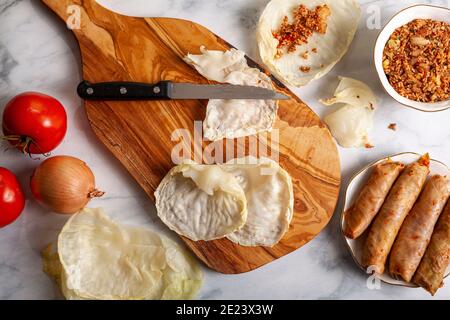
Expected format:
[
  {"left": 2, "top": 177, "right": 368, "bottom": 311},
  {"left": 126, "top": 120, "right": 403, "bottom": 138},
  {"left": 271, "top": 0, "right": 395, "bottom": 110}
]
[{"left": 0, "top": 135, "right": 51, "bottom": 159}]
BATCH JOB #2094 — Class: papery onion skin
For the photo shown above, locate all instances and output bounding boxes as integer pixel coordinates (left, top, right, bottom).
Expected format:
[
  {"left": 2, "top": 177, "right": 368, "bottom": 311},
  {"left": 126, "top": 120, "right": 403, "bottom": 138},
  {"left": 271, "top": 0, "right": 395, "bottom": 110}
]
[{"left": 30, "top": 156, "right": 104, "bottom": 214}]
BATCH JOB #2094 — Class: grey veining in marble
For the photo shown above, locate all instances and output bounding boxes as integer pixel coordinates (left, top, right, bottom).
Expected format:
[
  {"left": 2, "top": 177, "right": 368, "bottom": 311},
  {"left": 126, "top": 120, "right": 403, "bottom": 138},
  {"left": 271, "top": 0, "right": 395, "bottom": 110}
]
[
  {"left": 0, "top": 43, "right": 17, "bottom": 95},
  {"left": 0, "top": 0, "right": 449, "bottom": 300},
  {"left": 0, "top": 0, "right": 23, "bottom": 15}
]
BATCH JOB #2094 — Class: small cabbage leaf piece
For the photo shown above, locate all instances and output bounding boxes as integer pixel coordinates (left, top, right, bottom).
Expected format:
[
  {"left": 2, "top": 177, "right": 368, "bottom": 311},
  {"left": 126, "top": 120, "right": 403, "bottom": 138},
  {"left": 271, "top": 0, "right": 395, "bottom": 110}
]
[
  {"left": 184, "top": 46, "right": 248, "bottom": 83},
  {"left": 324, "top": 104, "right": 374, "bottom": 148},
  {"left": 184, "top": 46, "right": 278, "bottom": 141},
  {"left": 321, "top": 77, "right": 377, "bottom": 148},
  {"left": 43, "top": 208, "right": 202, "bottom": 300},
  {"left": 155, "top": 161, "right": 248, "bottom": 241},
  {"left": 223, "top": 157, "right": 294, "bottom": 247},
  {"left": 320, "top": 77, "right": 378, "bottom": 109}
]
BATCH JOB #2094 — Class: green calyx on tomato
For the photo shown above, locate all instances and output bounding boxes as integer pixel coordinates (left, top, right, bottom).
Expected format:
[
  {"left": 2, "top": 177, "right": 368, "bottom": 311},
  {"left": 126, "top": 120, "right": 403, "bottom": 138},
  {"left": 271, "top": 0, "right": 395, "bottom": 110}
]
[
  {"left": 1, "top": 92, "right": 68, "bottom": 156},
  {"left": 0, "top": 135, "right": 50, "bottom": 156}
]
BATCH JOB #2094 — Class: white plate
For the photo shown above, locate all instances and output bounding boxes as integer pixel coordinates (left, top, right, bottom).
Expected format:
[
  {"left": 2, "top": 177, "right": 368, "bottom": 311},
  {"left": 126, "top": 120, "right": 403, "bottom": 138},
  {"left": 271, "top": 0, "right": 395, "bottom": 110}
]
[
  {"left": 374, "top": 5, "right": 450, "bottom": 112},
  {"left": 341, "top": 152, "right": 450, "bottom": 287}
]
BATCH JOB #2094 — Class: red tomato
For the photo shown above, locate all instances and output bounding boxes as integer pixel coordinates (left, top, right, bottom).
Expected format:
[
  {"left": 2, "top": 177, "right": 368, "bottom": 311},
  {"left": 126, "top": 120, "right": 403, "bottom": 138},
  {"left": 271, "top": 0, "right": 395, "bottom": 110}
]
[
  {"left": 0, "top": 168, "right": 25, "bottom": 228},
  {"left": 2, "top": 92, "right": 67, "bottom": 154}
]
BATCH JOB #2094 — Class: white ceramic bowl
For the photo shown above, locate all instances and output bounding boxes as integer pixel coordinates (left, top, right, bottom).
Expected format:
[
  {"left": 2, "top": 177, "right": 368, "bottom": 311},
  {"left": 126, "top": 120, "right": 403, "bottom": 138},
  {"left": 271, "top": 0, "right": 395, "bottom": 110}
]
[
  {"left": 341, "top": 152, "right": 450, "bottom": 288},
  {"left": 374, "top": 5, "right": 450, "bottom": 112}
]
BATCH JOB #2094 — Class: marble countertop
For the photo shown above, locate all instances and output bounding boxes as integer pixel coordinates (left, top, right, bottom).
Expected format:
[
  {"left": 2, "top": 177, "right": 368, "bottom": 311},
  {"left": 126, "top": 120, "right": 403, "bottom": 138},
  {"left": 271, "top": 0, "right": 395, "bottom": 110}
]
[{"left": 1, "top": 0, "right": 449, "bottom": 300}]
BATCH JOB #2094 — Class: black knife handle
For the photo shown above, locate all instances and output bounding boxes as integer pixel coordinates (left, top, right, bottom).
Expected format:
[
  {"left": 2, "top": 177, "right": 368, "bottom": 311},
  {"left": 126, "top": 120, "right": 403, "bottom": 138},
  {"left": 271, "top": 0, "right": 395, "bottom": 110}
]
[{"left": 77, "top": 81, "right": 173, "bottom": 100}]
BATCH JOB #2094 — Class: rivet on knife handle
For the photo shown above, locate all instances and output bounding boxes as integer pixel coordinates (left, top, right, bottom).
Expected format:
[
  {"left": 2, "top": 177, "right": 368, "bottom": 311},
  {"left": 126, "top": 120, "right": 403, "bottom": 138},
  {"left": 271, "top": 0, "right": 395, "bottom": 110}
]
[{"left": 77, "top": 81, "right": 173, "bottom": 101}]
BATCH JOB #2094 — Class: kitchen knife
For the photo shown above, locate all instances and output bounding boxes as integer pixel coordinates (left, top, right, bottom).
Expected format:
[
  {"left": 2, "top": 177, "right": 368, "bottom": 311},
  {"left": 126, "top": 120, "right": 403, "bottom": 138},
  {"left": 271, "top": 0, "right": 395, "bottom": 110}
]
[{"left": 77, "top": 81, "right": 289, "bottom": 101}]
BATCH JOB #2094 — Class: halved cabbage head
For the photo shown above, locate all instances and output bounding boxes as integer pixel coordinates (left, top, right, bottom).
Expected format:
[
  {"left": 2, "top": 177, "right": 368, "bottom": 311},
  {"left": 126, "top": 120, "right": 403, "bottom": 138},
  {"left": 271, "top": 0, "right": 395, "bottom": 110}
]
[
  {"left": 155, "top": 157, "right": 294, "bottom": 247},
  {"left": 42, "top": 208, "right": 203, "bottom": 300},
  {"left": 257, "top": 0, "right": 360, "bottom": 86}
]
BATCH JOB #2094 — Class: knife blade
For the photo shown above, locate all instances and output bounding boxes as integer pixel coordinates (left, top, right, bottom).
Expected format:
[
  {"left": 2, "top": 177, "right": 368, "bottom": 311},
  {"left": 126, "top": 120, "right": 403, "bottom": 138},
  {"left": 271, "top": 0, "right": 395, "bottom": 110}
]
[{"left": 77, "top": 81, "right": 290, "bottom": 101}]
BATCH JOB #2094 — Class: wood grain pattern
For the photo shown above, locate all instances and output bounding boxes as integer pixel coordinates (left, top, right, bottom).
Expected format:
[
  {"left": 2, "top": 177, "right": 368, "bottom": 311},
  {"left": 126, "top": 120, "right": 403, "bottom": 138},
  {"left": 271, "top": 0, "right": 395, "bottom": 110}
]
[{"left": 42, "top": 0, "right": 341, "bottom": 274}]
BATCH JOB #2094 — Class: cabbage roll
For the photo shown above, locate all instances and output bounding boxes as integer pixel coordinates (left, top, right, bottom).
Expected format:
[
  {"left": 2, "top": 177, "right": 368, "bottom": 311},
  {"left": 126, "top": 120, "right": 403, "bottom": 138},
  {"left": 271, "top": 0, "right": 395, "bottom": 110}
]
[
  {"left": 389, "top": 175, "right": 450, "bottom": 282},
  {"left": 413, "top": 200, "right": 450, "bottom": 295},
  {"left": 361, "top": 154, "right": 430, "bottom": 274},
  {"left": 344, "top": 159, "right": 405, "bottom": 239}
]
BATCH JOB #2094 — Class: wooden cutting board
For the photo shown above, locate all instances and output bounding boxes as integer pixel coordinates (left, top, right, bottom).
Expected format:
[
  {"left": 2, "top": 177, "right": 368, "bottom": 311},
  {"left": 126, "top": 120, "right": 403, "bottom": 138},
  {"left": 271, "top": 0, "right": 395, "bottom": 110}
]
[{"left": 43, "top": 0, "right": 341, "bottom": 274}]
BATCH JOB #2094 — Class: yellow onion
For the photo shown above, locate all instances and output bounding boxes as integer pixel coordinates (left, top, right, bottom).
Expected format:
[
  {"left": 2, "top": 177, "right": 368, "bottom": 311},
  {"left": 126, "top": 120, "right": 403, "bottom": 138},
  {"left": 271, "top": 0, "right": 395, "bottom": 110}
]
[{"left": 30, "top": 156, "right": 104, "bottom": 214}]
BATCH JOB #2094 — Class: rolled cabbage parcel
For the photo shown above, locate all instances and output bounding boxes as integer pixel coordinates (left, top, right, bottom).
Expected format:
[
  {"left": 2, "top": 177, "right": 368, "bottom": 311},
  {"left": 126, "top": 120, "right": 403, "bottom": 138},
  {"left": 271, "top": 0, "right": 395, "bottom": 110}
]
[
  {"left": 413, "top": 200, "right": 450, "bottom": 295},
  {"left": 389, "top": 175, "right": 450, "bottom": 282},
  {"left": 361, "top": 154, "right": 430, "bottom": 274},
  {"left": 344, "top": 159, "right": 405, "bottom": 239}
]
